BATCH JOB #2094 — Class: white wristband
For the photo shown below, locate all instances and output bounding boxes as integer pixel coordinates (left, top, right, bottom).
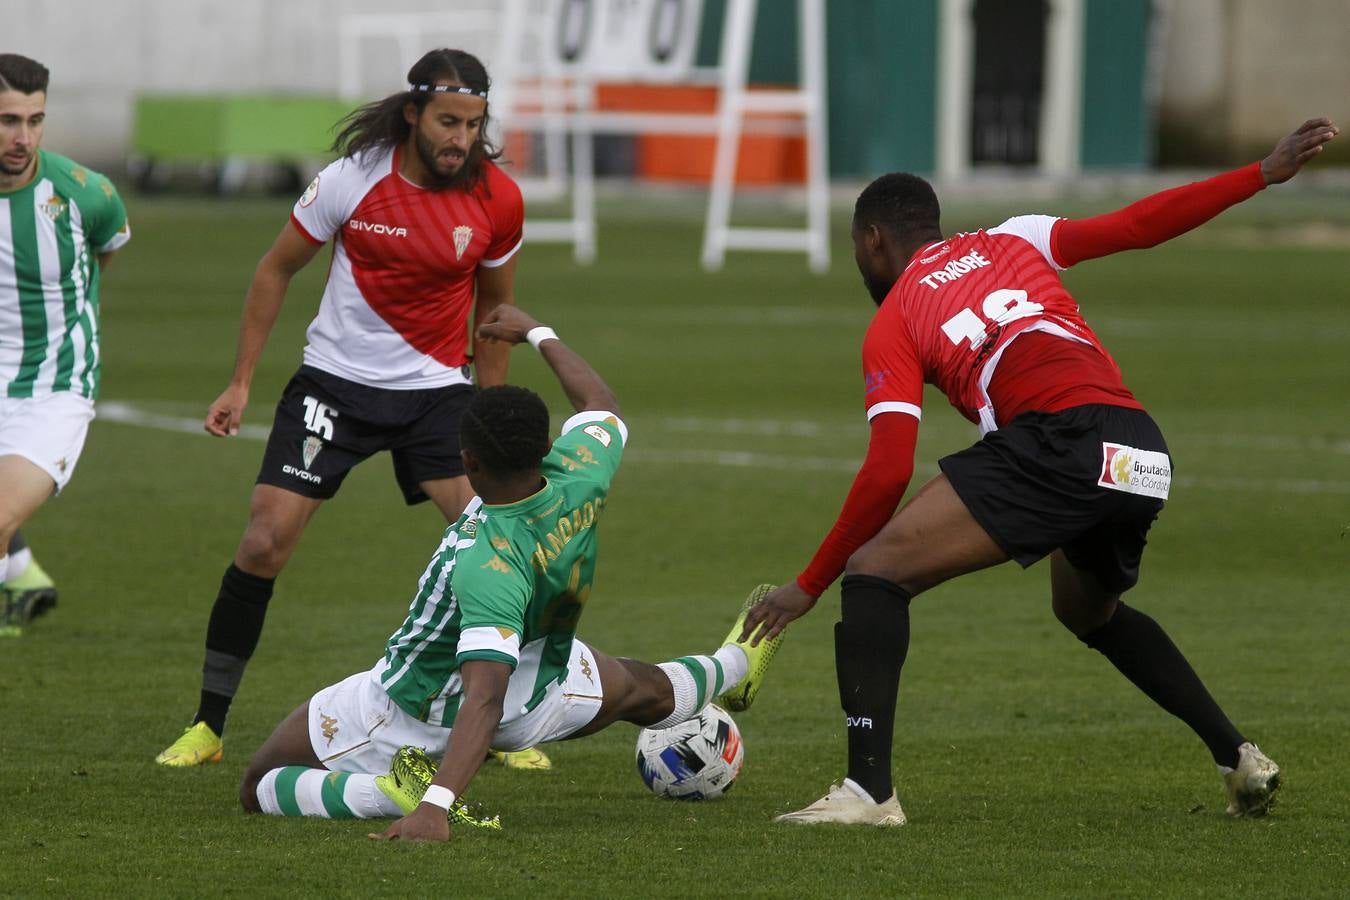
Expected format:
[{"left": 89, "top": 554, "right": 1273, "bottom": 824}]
[
  {"left": 421, "top": 784, "right": 456, "bottom": 811},
  {"left": 525, "top": 326, "right": 558, "bottom": 351}
]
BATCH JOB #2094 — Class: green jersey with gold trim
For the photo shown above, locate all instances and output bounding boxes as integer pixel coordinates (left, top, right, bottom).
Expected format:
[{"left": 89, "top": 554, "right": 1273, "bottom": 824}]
[
  {"left": 0, "top": 150, "right": 130, "bottom": 399},
  {"left": 373, "top": 410, "right": 628, "bottom": 726}
]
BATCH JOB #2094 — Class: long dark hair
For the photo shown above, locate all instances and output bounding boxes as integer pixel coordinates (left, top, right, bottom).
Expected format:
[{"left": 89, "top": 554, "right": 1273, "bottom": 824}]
[{"left": 331, "top": 48, "right": 502, "bottom": 187}]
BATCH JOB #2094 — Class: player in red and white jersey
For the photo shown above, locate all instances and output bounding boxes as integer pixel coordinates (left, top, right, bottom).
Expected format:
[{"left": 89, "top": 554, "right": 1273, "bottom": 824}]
[
  {"left": 288, "top": 140, "right": 521, "bottom": 389},
  {"left": 158, "top": 49, "right": 548, "bottom": 772},
  {"left": 744, "top": 118, "right": 1339, "bottom": 825}
]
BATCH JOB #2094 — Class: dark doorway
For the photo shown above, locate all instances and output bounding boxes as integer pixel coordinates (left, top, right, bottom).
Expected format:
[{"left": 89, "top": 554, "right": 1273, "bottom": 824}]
[{"left": 970, "top": 0, "right": 1049, "bottom": 165}]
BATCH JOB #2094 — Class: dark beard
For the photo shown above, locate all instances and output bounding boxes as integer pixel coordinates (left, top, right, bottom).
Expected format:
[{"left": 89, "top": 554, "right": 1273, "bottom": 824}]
[
  {"left": 0, "top": 152, "right": 34, "bottom": 177},
  {"left": 862, "top": 270, "right": 893, "bottom": 306},
  {"left": 414, "top": 131, "right": 474, "bottom": 190}
]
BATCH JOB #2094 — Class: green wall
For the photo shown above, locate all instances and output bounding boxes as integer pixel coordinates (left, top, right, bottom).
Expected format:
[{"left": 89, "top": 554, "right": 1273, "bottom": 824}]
[
  {"left": 1080, "top": 0, "right": 1152, "bottom": 169},
  {"left": 697, "top": 0, "right": 1150, "bottom": 175},
  {"left": 698, "top": 0, "right": 938, "bottom": 177}
]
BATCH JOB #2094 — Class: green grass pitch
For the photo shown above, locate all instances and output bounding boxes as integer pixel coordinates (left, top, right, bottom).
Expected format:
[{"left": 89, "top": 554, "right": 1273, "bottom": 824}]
[{"left": 2, "top": 188, "right": 1348, "bottom": 898}]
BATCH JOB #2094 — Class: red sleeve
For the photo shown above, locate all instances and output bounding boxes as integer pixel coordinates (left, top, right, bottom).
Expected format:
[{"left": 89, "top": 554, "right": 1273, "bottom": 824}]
[
  {"left": 795, "top": 412, "right": 919, "bottom": 597},
  {"left": 1051, "top": 162, "right": 1265, "bottom": 268},
  {"left": 483, "top": 165, "right": 524, "bottom": 262}
]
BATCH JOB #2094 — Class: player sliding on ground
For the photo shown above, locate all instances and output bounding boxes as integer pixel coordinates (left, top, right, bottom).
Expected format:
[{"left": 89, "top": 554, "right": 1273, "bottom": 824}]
[
  {"left": 239, "top": 305, "right": 782, "bottom": 840},
  {"left": 741, "top": 117, "right": 1340, "bottom": 825}
]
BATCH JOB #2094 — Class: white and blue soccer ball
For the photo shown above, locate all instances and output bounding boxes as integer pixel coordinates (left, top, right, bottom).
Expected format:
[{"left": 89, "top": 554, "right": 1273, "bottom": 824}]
[{"left": 636, "top": 703, "right": 744, "bottom": 800}]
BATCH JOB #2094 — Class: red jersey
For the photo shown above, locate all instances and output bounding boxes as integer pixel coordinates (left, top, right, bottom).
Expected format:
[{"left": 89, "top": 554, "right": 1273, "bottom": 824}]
[
  {"left": 863, "top": 215, "right": 1139, "bottom": 435},
  {"left": 290, "top": 147, "right": 524, "bottom": 389},
  {"left": 796, "top": 163, "right": 1268, "bottom": 596}
]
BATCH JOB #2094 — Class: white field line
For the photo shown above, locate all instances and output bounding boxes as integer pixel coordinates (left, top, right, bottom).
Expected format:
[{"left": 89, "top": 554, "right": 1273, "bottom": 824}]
[{"left": 95, "top": 401, "right": 1350, "bottom": 495}]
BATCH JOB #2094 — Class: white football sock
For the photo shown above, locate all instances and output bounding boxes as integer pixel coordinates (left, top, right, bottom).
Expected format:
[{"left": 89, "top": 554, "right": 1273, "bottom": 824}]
[
  {"left": 649, "top": 646, "right": 748, "bottom": 729},
  {"left": 255, "top": 767, "right": 402, "bottom": 818},
  {"left": 5, "top": 547, "right": 31, "bottom": 582}
]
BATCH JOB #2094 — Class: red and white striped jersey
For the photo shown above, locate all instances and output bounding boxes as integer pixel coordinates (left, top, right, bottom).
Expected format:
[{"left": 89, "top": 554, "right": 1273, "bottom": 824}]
[
  {"left": 290, "top": 147, "right": 523, "bottom": 389},
  {"left": 861, "top": 216, "right": 1135, "bottom": 434}
]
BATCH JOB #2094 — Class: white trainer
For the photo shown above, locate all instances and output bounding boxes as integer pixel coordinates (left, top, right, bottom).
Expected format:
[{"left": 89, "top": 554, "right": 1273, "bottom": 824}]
[
  {"left": 1222, "top": 742, "right": 1281, "bottom": 817},
  {"left": 774, "top": 778, "right": 907, "bottom": 826}
]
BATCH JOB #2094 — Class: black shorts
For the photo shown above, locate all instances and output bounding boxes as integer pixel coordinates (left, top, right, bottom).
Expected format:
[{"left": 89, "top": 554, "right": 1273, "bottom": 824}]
[
  {"left": 256, "top": 366, "right": 475, "bottom": 505},
  {"left": 939, "top": 404, "right": 1171, "bottom": 594}
]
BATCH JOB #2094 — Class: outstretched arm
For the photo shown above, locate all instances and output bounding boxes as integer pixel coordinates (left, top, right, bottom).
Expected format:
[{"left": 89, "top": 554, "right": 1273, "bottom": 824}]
[
  {"left": 476, "top": 305, "right": 620, "bottom": 416},
  {"left": 741, "top": 412, "right": 920, "bottom": 645},
  {"left": 1053, "top": 117, "right": 1339, "bottom": 268}
]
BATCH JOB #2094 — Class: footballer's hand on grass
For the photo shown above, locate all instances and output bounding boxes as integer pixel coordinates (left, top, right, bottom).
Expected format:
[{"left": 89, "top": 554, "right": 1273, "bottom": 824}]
[
  {"left": 1262, "top": 117, "right": 1339, "bottom": 184},
  {"left": 476, "top": 304, "right": 541, "bottom": 345},
  {"left": 205, "top": 383, "right": 248, "bottom": 437},
  {"left": 367, "top": 803, "right": 451, "bottom": 843},
  {"left": 740, "top": 582, "right": 818, "bottom": 646}
]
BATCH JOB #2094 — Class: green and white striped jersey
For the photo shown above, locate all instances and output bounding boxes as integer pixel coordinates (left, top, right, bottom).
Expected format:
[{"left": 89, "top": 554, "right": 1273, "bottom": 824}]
[
  {"left": 374, "top": 411, "right": 628, "bottom": 727},
  {"left": 0, "top": 150, "right": 130, "bottom": 399}
]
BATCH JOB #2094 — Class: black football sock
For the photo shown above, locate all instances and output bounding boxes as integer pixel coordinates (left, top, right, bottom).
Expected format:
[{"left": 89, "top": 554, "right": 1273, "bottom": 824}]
[
  {"left": 836, "top": 574, "right": 912, "bottom": 804},
  {"left": 1079, "top": 602, "right": 1244, "bottom": 768},
  {"left": 194, "top": 564, "right": 275, "bottom": 737},
  {"left": 8, "top": 530, "right": 28, "bottom": 553}
]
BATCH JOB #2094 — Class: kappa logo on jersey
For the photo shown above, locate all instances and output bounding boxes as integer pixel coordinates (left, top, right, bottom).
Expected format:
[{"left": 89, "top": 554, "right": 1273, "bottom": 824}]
[
  {"left": 452, "top": 225, "right": 473, "bottom": 260},
  {"left": 1099, "top": 443, "right": 1172, "bottom": 499},
  {"left": 319, "top": 712, "right": 339, "bottom": 745},
  {"left": 579, "top": 653, "right": 594, "bottom": 683},
  {"left": 490, "top": 536, "right": 511, "bottom": 552},
  {"left": 302, "top": 435, "right": 323, "bottom": 470},
  {"left": 582, "top": 424, "right": 612, "bottom": 447},
  {"left": 41, "top": 195, "right": 68, "bottom": 222},
  {"left": 919, "top": 249, "right": 992, "bottom": 289},
  {"left": 481, "top": 556, "right": 511, "bottom": 573},
  {"left": 299, "top": 175, "right": 320, "bottom": 208},
  {"left": 347, "top": 218, "right": 408, "bottom": 237}
]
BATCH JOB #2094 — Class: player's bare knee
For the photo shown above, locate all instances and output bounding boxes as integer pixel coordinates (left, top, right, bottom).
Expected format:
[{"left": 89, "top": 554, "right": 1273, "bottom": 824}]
[
  {"left": 844, "top": 543, "right": 887, "bottom": 579},
  {"left": 235, "top": 523, "right": 293, "bottom": 576}
]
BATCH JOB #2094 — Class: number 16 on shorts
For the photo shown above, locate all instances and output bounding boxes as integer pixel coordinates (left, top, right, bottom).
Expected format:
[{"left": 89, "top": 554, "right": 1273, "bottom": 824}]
[{"left": 302, "top": 396, "right": 337, "bottom": 440}]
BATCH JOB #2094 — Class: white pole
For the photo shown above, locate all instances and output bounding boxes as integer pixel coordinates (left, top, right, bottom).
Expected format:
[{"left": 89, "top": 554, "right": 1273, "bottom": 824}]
[
  {"left": 700, "top": 0, "right": 757, "bottom": 271},
  {"left": 571, "top": 78, "right": 597, "bottom": 263},
  {"left": 936, "top": 0, "right": 973, "bottom": 181},
  {"left": 800, "top": 0, "right": 830, "bottom": 273},
  {"left": 1041, "top": 0, "right": 1083, "bottom": 178}
]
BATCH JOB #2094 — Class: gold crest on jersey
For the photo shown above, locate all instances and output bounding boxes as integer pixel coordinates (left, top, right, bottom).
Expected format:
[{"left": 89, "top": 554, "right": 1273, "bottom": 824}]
[
  {"left": 452, "top": 225, "right": 473, "bottom": 260},
  {"left": 41, "top": 195, "right": 68, "bottom": 222}
]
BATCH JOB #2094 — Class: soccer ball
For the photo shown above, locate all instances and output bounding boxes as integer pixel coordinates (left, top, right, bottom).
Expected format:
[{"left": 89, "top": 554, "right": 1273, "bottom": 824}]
[{"left": 635, "top": 704, "right": 744, "bottom": 800}]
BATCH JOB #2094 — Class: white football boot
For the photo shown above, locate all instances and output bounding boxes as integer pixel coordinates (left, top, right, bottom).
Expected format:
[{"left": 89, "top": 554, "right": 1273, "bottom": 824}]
[
  {"left": 774, "top": 778, "right": 907, "bottom": 826},
  {"left": 1221, "top": 742, "right": 1281, "bottom": 817}
]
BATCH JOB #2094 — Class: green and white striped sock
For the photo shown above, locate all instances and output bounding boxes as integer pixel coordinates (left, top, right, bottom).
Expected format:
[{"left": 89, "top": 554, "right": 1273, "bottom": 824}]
[
  {"left": 255, "top": 767, "right": 402, "bottom": 819},
  {"left": 651, "top": 646, "right": 748, "bottom": 728}
]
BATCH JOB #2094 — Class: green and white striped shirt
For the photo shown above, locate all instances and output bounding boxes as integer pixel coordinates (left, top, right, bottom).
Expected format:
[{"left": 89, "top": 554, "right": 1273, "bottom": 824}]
[
  {"left": 373, "top": 412, "right": 628, "bottom": 727},
  {"left": 0, "top": 150, "right": 129, "bottom": 399}
]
